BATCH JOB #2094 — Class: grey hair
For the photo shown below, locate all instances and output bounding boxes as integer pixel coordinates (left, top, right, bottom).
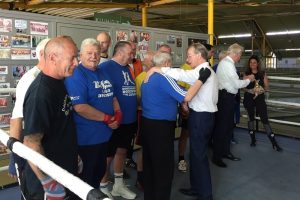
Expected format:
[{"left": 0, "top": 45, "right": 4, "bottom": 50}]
[
  {"left": 36, "top": 38, "right": 50, "bottom": 60},
  {"left": 153, "top": 52, "right": 172, "bottom": 66},
  {"left": 188, "top": 43, "right": 208, "bottom": 60},
  {"left": 80, "top": 38, "right": 100, "bottom": 52},
  {"left": 227, "top": 43, "right": 244, "bottom": 56}
]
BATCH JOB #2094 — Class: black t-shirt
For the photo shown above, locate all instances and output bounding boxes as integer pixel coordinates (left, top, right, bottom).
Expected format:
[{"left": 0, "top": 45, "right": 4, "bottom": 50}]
[
  {"left": 23, "top": 72, "right": 78, "bottom": 175},
  {"left": 245, "top": 71, "right": 265, "bottom": 90}
]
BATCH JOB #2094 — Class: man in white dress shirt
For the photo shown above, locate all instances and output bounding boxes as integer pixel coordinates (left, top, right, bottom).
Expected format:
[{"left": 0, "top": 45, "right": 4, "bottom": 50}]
[
  {"left": 146, "top": 43, "right": 218, "bottom": 200},
  {"left": 212, "top": 43, "right": 254, "bottom": 168}
]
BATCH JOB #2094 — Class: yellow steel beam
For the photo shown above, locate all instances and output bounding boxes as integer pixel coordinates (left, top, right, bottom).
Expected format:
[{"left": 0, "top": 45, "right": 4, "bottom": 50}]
[
  {"left": 208, "top": 0, "right": 214, "bottom": 65},
  {"left": 142, "top": 6, "right": 147, "bottom": 27}
]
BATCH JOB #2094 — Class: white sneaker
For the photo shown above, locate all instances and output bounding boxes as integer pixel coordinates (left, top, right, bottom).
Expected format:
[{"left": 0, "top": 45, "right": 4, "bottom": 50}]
[
  {"left": 178, "top": 160, "right": 188, "bottom": 172},
  {"left": 100, "top": 187, "right": 114, "bottom": 200},
  {"left": 112, "top": 182, "right": 136, "bottom": 199}
]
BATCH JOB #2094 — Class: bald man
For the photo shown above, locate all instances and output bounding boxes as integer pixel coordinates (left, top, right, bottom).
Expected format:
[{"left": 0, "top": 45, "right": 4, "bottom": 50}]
[
  {"left": 22, "top": 36, "right": 79, "bottom": 200},
  {"left": 97, "top": 32, "right": 111, "bottom": 64}
]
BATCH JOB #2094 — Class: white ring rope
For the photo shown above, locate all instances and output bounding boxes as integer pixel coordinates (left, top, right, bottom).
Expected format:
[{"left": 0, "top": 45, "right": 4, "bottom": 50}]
[
  {"left": 268, "top": 76, "right": 300, "bottom": 82},
  {"left": 0, "top": 130, "right": 110, "bottom": 200}
]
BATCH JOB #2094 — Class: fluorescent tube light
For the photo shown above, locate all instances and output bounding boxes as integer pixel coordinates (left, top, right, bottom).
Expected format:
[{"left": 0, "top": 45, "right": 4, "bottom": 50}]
[
  {"left": 218, "top": 34, "right": 251, "bottom": 39},
  {"left": 266, "top": 30, "right": 300, "bottom": 36}
]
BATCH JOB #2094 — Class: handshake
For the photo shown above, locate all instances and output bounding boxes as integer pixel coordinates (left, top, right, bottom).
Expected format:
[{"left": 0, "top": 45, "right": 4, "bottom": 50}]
[
  {"left": 103, "top": 110, "right": 122, "bottom": 126},
  {"left": 198, "top": 67, "right": 211, "bottom": 84}
]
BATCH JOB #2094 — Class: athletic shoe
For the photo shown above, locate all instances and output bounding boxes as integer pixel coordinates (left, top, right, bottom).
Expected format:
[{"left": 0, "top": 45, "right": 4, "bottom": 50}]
[
  {"left": 178, "top": 160, "right": 187, "bottom": 172},
  {"left": 112, "top": 182, "right": 136, "bottom": 199},
  {"left": 100, "top": 187, "right": 114, "bottom": 200}
]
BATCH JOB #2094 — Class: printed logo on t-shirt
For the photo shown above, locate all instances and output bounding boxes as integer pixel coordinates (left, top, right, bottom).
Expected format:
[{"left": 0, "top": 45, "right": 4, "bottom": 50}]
[
  {"left": 62, "top": 95, "right": 73, "bottom": 116},
  {"left": 122, "top": 71, "right": 135, "bottom": 86},
  {"left": 93, "top": 80, "right": 112, "bottom": 89}
]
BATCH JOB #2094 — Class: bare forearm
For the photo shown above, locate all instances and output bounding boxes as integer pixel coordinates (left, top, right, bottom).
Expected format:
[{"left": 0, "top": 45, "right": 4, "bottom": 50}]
[
  {"left": 74, "top": 104, "right": 107, "bottom": 121},
  {"left": 112, "top": 97, "right": 121, "bottom": 111},
  {"left": 9, "top": 118, "right": 23, "bottom": 140},
  {"left": 184, "top": 80, "right": 202, "bottom": 102},
  {"left": 23, "top": 133, "right": 46, "bottom": 180}
]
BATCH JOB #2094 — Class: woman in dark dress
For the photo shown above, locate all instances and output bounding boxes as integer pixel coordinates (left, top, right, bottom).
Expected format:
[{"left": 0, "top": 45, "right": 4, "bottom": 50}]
[{"left": 243, "top": 55, "right": 282, "bottom": 151}]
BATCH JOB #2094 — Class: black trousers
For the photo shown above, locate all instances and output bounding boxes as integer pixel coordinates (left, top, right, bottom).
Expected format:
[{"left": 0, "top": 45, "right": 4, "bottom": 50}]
[
  {"left": 213, "top": 90, "right": 235, "bottom": 160},
  {"left": 141, "top": 117, "right": 175, "bottom": 200},
  {"left": 243, "top": 93, "right": 269, "bottom": 124},
  {"left": 78, "top": 142, "right": 108, "bottom": 189}
]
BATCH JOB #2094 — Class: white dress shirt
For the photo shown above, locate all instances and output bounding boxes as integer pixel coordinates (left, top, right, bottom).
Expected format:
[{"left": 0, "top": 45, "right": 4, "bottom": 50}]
[
  {"left": 12, "top": 66, "right": 41, "bottom": 119},
  {"left": 216, "top": 56, "right": 250, "bottom": 94},
  {"left": 161, "top": 62, "right": 218, "bottom": 113}
]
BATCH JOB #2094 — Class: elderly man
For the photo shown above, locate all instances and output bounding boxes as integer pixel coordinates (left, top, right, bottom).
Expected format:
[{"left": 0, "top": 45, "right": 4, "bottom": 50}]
[
  {"left": 8, "top": 38, "right": 50, "bottom": 199},
  {"left": 146, "top": 43, "right": 218, "bottom": 200},
  {"left": 212, "top": 43, "right": 254, "bottom": 168},
  {"left": 97, "top": 32, "right": 111, "bottom": 64},
  {"left": 134, "top": 50, "right": 155, "bottom": 189},
  {"left": 22, "top": 36, "right": 79, "bottom": 200},
  {"left": 100, "top": 41, "right": 137, "bottom": 200},
  {"left": 141, "top": 51, "right": 211, "bottom": 200},
  {"left": 65, "top": 38, "right": 121, "bottom": 189}
]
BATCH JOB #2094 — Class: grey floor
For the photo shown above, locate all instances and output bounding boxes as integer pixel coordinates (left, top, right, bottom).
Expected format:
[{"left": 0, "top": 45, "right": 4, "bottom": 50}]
[{"left": 1, "top": 128, "right": 300, "bottom": 200}]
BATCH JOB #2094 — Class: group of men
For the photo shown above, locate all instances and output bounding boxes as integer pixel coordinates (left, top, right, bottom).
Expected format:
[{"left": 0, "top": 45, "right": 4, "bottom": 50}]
[{"left": 7, "top": 30, "right": 255, "bottom": 200}]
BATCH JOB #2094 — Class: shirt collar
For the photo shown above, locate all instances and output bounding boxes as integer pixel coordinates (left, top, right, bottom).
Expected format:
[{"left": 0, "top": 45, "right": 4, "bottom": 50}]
[{"left": 195, "top": 62, "right": 210, "bottom": 70}]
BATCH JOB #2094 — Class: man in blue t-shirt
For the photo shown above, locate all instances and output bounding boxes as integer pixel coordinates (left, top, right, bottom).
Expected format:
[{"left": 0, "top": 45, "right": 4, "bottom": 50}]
[
  {"left": 141, "top": 52, "right": 211, "bottom": 200},
  {"left": 99, "top": 41, "right": 137, "bottom": 199},
  {"left": 65, "top": 38, "right": 121, "bottom": 190}
]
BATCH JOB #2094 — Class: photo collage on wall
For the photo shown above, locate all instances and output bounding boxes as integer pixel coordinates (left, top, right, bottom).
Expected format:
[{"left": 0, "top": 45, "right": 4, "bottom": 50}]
[
  {"left": 115, "top": 29, "right": 152, "bottom": 61},
  {"left": 0, "top": 17, "right": 47, "bottom": 119}
]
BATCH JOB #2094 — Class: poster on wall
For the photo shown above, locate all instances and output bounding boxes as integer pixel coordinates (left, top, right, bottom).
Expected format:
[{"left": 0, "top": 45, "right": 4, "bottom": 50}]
[
  {"left": 0, "top": 66, "right": 8, "bottom": 75},
  {"left": 30, "top": 21, "right": 48, "bottom": 35},
  {"left": 176, "top": 37, "right": 182, "bottom": 47},
  {"left": 31, "top": 49, "right": 37, "bottom": 59},
  {"left": 116, "top": 30, "right": 128, "bottom": 41},
  {"left": 11, "top": 34, "right": 31, "bottom": 48},
  {"left": 129, "top": 30, "right": 138, "bottom": 43},
  {"left": 0, "top": 76, "right": 6, "bottom": 82},
  {"left": 0, "top": 97, "right": 8, "bottom": 107},
  {"left": 0, "top": 35, "right": 10, "bottom": 48},
  {"left": 31, "top": 35, "right": 48, "bottom": 47},
  {"left": 188, "top": 38, "right": 207, "bottom": 46},
  {"left": 167, "top": 35, "right": 176, "bottom": 44},
  {"left": 15, "top": 19, "right": 27, "bottom": 34},
  {"left": 138, "top": 40, "right": 149, "bottom": 51},
  {"left": 0, "top": 18, "right": 12, "bottom": 32},
  {"left": 12, "top": 65, "right": 33, "bottom": 78},
  {"left": 140, "top": 32, "right": 151, "bottom": 42},
  {"left": 11, "top": 48, "right": 31, "bottom": 60},
  {"left": 0, "top": 49, "right": 10, "bottom": 59},
  {"left": 0, "top": 113, "right": 11, "bottom": 128}
]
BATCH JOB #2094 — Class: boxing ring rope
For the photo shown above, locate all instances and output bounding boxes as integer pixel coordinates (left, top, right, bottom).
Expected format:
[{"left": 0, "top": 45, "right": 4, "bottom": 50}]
[{"left": 0, "top": 130, "right": 110, "bottom": 200}]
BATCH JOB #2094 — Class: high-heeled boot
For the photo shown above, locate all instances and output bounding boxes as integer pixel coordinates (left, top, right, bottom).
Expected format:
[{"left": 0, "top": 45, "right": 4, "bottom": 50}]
[
  {"left": 263, "top": 123, "right": 282, "bottom": 152},
  {"left": 248, "top": 121, "right": 256, "bottom": 146},
  {"left": 268, "top": 135, "right": 283, "bottom": 152}
]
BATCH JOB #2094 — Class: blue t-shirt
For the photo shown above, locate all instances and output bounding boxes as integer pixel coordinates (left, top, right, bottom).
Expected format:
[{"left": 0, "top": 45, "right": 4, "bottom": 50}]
[
  {"left": 100, "top": 60, "right": 137, "bottom": 124},
  {"left": 141, "top": 73, "right": 186, "bottom": 121},
  {"left": 65, "top": 64, "right": 114, "bottom": 145}
]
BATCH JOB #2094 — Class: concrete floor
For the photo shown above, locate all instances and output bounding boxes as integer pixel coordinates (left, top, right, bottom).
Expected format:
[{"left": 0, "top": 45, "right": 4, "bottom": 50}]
[{"left": 1, "top": 128, "right": 300, "bottom": 200}]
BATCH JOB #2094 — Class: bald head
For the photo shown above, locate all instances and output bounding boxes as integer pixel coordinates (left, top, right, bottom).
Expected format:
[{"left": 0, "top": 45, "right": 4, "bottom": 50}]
[
  {"left": 44, "top": 36, "right": 78, "bottom": 79},
  {"left": 97, "top": 32, "right": 111, "bottom": 54},
  {"left": 158, "top": 44, "right": 171, "bottom": 54}
]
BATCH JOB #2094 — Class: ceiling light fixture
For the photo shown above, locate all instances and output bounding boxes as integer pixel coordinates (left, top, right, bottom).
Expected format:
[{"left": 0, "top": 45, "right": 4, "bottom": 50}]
[
  {"left": 266, "top": 30, "right": 300, "bottom": 36},
  {"left": 218, "top": 33, "right": 252, "bottom": 39},
  {"left": 281, "top": 48, "right": 300, "bottom": 51}
]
